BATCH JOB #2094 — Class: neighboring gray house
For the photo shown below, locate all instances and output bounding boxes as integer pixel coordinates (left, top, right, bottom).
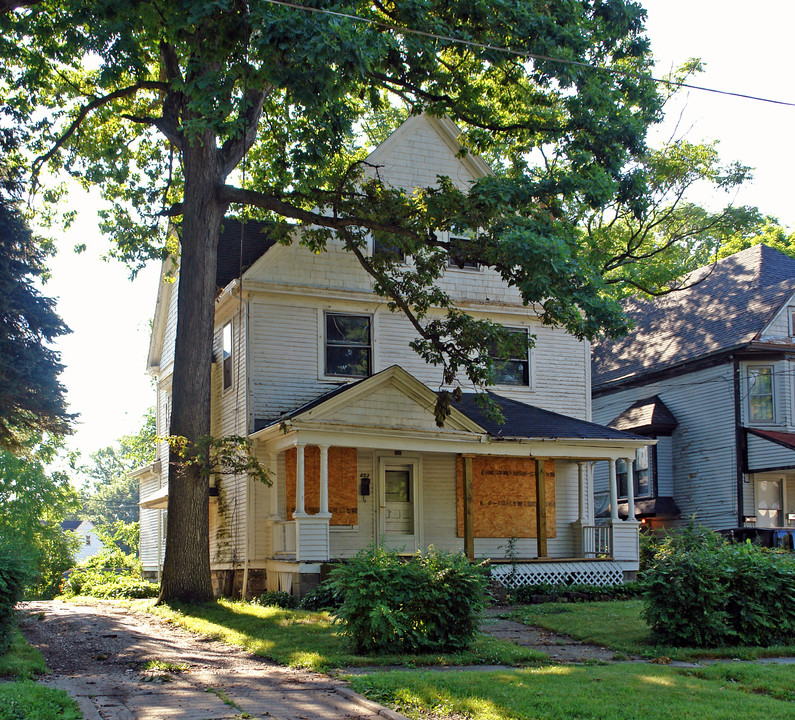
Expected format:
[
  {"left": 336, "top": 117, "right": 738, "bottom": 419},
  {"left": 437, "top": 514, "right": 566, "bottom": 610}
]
[{"left": 592, "top": 245, "right": 795, "bottom": 535}]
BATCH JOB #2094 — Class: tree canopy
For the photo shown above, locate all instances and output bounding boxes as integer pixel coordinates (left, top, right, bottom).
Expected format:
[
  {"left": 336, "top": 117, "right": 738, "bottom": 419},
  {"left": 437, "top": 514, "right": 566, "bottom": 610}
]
[{"left": 1, "top": 0, "right": 745, "bottom": 601}]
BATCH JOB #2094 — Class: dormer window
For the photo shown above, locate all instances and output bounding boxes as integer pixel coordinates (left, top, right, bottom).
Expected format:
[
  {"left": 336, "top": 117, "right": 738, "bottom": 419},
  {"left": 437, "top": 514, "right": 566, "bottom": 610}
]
[
  {"left": 748, "top": 365, "right": 774, "bottom": 423},
  {"left": 325, "top": 312, "right": 372, "bottom": 378}
]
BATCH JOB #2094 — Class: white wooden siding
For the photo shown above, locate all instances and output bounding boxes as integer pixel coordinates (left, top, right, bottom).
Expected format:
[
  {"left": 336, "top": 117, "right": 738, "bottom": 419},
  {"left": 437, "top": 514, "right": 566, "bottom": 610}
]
[
  {"left": 594, "top": 364, "right": 738, "bottom": 530},
  {"left": 421, "top": 453, "right": 462, "bottom": 552},
  {"left": 655, "top": 436, "right": 674, "bottom": 496},
  {"left": 760, "top": 290, "right": 795, "bottom": 338},
  {"left": 139, "top": 474, "right": 161, "bottom": 571}
]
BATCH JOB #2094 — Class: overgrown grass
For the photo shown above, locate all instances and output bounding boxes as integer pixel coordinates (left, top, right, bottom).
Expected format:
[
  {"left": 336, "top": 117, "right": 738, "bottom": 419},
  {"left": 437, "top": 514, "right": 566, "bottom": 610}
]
[
  {"left": 0, "top": 681, "right": 81, "bottom": 720},
  {"left": 127, "top": 598, "right": 542, "bottom": 671},
  {"left": 348, "top": 663, "right": 795, "bottom": 720},
  {"left": 0, "top": 627, "right": 81, "bottom": 720},
  {"left": 510, "top": 600, "right": 795, "bottom": 660},
  {"left": 0, "top": 628, "right": 47, "bottom": 678}
]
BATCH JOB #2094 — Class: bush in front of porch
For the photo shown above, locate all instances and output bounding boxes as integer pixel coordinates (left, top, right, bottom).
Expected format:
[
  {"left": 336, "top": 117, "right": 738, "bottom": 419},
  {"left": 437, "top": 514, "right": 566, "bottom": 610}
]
[{"left": 329, "top": 546, "right": 489, "bottom": 654}]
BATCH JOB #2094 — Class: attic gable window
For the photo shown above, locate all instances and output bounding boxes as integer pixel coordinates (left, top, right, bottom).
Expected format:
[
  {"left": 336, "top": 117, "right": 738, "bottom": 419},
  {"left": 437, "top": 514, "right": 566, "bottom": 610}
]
[
  {"left": 325, "top": 313, "right": 372, "bottom": 378},
  {"left": 222, "top": 322, "right": 233, "bottom": 391},
  {"left": 447, "top": 231, "right": 481, "bottom": 270},
  {"left": 489, "top": 327, "right": 530, "bottom": 386},
  {"left": 748, "top": 365, "right": 774, "bottom": 422}
]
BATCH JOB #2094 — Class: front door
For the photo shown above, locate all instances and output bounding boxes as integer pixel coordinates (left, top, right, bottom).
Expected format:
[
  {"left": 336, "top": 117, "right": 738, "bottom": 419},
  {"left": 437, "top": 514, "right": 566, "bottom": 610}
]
[
  {"left": 377, "top": 458, "right": 419, "bottom": 552},
  {"left": 756, "top": 477, "right": 784, "bottom": 527}
]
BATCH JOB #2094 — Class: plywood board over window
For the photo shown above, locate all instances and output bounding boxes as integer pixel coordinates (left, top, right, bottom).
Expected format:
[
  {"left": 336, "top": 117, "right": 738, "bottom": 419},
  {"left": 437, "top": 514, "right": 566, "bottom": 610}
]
[
  {"left": 286, "top": 446, "right": 358, "bottom": 525},
  {"left": 455, "top": 456, "right": 556, "bottom": 538}
]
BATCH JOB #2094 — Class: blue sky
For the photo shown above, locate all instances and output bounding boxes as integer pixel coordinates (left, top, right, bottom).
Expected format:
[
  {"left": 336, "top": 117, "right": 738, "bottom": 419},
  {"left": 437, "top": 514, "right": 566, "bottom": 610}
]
[{"left": 42, "top": 1, "right": 795, "bottom": 463}]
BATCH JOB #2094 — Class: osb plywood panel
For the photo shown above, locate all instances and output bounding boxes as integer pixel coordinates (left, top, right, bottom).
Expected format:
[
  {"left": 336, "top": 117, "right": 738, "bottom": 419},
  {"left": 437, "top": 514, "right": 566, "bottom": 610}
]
[
  {"left": 286, "top": 446, "right": 358, "bottom": 525},
  {"left": 456, "top": 456, "right": 556, "bottom": 538}
]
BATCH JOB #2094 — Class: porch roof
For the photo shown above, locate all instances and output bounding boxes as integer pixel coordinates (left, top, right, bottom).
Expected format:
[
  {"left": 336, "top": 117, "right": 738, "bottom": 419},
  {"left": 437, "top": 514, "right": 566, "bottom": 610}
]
[{"left": 254, "top": 368, "right": 644, "bottom": 443}]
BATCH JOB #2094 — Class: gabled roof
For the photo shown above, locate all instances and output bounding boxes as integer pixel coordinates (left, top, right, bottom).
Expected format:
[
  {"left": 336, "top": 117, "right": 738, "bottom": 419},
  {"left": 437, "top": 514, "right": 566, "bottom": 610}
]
[
  {"left": 256, "top": 369, "right": 643, "bottom": 442},
  {"left": 453, "top": 391, "right": 644, "bottom": 441},
  {"left": 593, "top": 245, "right": 795, "bottom": 389},
  {"left": 608, "top": 396, "right": 678, "bottom": 437}
]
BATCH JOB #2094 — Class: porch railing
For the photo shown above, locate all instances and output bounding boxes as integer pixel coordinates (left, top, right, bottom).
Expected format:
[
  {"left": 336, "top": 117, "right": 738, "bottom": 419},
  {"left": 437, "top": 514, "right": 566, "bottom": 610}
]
[
  {"left": 272, "top": 520, "right": 296, "bottom": 556},
  {"left": 582, "top": 524, "right": 611, "bottom": 558}
]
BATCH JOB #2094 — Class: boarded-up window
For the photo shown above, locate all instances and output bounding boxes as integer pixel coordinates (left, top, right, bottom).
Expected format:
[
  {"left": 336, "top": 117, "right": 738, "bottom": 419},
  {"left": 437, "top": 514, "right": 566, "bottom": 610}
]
[
  {"left": 286, "top": 446, "right": 358, "bottom": 525},
  {"left": 456, "top": 456, "right": 555, "bottom": 538}
]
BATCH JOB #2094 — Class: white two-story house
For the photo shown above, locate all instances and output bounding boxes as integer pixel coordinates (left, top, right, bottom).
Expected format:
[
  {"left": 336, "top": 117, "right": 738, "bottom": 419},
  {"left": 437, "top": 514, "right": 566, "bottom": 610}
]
[
  {"left": 593, "top": 244, "right": 795, "bottom": 544},
  {"left": 137, "top": 114, "right": 646, "bottom": 597}
]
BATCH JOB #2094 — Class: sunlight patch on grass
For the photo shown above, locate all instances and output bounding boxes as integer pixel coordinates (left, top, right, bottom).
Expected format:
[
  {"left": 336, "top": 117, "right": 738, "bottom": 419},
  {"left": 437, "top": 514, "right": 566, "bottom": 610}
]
[{"left": 0, "top": 629, "right": 47, "bottom": 678}]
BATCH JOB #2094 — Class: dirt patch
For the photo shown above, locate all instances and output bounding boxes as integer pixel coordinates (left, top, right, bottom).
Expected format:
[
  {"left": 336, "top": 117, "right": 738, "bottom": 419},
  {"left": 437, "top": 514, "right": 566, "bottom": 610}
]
[{"left": 18, "top": 599, "right": 401, "bottom": 720}]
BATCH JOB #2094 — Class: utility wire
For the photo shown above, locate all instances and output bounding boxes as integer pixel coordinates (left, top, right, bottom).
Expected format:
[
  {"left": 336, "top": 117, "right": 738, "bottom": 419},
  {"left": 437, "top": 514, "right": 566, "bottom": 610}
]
[{"left": 259, "top": 0, "right": 795, "bottom": 109}]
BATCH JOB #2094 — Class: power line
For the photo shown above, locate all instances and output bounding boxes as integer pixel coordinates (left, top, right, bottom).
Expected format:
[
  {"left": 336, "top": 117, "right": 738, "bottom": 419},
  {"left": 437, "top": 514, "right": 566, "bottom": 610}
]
[{"left": 259, "top": 0, "right": 795, "bottom": 109}]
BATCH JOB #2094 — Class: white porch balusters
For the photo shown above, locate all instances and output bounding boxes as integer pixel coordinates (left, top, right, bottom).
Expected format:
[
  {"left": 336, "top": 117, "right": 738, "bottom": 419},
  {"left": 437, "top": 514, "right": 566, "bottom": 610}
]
[
  {"left": 577, "top": 462, "right": 588, "bottom": 525},
  {"left": 624, "top": 457, "right": 636, "bottom": 522}
]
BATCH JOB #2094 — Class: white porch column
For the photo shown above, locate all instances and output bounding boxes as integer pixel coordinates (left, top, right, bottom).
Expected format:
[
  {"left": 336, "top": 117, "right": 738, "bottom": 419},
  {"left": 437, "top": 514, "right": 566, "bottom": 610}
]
[
  {"left": 625, "top": 456, "right": 636, "bottom": 522},
  {"left": 608, "top": 458, "right": 619, "bottom": 522},
  {"left": 266, "top": 452, "right": 278, "bottom": 518},
  {"left": 319, "top": 444, "right": 330, "bottom": 516},
  {"left": 294, "top": 443, "right": 306, "bottom": 516},
  {"left": 577, "top": 462, "right": 587, "bottom": 524}
]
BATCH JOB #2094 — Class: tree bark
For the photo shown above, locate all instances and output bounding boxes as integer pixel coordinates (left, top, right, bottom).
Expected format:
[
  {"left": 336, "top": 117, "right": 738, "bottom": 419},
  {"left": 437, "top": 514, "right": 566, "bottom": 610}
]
[{"left": 159, "top": 128, "right": 228, "bottom": 603}]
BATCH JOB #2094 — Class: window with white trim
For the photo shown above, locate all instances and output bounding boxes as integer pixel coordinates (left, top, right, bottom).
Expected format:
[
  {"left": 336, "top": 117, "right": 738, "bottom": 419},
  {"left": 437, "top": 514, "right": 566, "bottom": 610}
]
[
  {"left": 617, "top": 448, "right": 654, "bottom": 499},
  {"left": 222, "top": 322, "right": 233, "bottom": 391},
  {"left": 748, "top": 365, "right": 774, "bottom": 423},
  {"left": 488, "top": 327, "right": 530, "bottom": 386},
  {"left": 325, "top": 312, "right": 372, "bottom": 378},
  {"left": 447, "top": 230, "right": 481, "bottom": 270}
]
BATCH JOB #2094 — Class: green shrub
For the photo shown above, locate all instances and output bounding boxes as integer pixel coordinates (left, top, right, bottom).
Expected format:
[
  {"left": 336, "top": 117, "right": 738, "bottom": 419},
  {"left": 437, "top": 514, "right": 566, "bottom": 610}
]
[
  {"left": 509, "top": 581, "right": 643, "bottom": 604},
  {"left": 329, "top": 546, "right": 488, "bottom": 654},
  {"left": 251, "top": 591, "right": 298, "bottom": 609},
  {"left": 62, "top": 544, "right": 157, "bottom": 599},
  {"left": 0, "top": 539, "right": 33, "bottom": 653},
  {"left": 642, "top": 522, "right": 795, "bottom": 647},
  {"left": 299, "top": 579, "right": 343, "bottom": 610}
]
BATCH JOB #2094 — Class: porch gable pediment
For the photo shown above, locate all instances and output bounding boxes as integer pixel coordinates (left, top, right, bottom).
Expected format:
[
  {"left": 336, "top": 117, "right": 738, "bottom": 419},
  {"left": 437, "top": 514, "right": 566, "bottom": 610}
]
[{"left": 293, "top": 365, "right": 484, "bottom": 435}]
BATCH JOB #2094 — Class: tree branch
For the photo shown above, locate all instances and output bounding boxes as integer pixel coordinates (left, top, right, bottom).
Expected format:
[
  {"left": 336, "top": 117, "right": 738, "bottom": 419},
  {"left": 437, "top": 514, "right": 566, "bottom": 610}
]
[
  {"left": 219, "top": 84, "right": 272, "bottom": 177},
  {"left": 31, "top": 81, "right": 167, "bottom": 185}
]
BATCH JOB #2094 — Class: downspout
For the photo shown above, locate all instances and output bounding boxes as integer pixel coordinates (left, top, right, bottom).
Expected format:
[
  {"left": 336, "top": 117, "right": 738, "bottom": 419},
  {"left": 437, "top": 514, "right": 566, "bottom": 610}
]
[
  {"left": 733, "top": 357, "right": 745, "bottom": 526},
  {"left": 238, "top": 283, "right": 252, "bottom": 599}
]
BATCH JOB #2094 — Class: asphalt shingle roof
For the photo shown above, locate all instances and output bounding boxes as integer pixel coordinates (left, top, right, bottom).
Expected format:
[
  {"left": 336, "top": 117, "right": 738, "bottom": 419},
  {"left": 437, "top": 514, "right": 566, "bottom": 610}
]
[
  {"left": 592, "top": 245, "right": 795, "bottom": 389},
  {"left": 608, "top": 396, "right": 678, "bottom": 436},
  {"left": 216, "top": 219, "right": 275, "bottom": 291}
]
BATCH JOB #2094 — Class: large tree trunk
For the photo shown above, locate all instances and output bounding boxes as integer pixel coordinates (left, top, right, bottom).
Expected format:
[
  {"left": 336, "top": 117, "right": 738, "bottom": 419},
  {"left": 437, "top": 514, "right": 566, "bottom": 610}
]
[{"left": 159, "top": 130, "right": 228, "bottom": 603}]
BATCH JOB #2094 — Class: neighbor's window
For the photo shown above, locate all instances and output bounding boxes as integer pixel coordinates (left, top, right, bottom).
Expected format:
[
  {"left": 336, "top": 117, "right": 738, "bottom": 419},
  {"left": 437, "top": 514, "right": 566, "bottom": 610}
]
[
  {"left": 325, "top": 313, "right": 372, "bottom": 377},
  {"left": 222, "top": 322, "right": 233, "bottom": 391},
  {"left": 748, "top": 365, "right": 774, "bottom": 422},
  {"left": 373, "top": 237, "right": 405, "bottom": 263},
  {"left": 617, "top": 448, "right": 653, "bottom": 499},
  {"left": 489, "top": 327, "right": 529, "bottom": 386}
]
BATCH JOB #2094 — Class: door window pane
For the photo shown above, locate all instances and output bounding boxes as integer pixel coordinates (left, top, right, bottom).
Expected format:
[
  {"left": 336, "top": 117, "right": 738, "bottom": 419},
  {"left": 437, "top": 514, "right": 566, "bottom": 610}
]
[{"left": 385, "top": 470, "right": 411, "bottom": 502}]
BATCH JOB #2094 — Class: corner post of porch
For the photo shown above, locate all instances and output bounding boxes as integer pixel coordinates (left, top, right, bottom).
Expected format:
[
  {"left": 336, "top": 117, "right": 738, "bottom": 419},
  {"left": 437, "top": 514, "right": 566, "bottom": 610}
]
[
  {"left": 294, "top": 443, "right": 306, "bottom": 517},
  {"left": 625, "top": 456, "right": 636, "bottom": 522},
  {"left": 319, "top": 444, "right": 329, "bottom": 515},
  {"left": 266, "top": 452, "right": 278, "bottom": 519},
  {"left": 535, "top": 458, "right": 548, "bottom": 559},
  {"left": 577, "top": 462, "right": 588, "bottom": 524},
  {"left": 462, "top": 455, "right": 475, "bottom": 561},
  {"left": 608, "top": 458, "right": 619, "bottom": 523}
]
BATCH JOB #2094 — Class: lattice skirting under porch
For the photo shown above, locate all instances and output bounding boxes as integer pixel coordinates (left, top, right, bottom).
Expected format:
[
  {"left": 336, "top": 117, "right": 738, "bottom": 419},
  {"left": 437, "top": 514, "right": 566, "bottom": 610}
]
[{"left": 490, "top": 561, "right": 624, "bottom": 588}]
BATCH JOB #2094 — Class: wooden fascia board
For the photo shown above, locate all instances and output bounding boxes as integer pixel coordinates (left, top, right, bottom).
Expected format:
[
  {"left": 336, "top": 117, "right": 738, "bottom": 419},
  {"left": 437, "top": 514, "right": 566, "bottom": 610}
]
[
  {"left": 146, "top": 258, "right": 176, "bottom": 372},
  {"left": 252, "top": 421, "right": 650, "bottom": 460}
]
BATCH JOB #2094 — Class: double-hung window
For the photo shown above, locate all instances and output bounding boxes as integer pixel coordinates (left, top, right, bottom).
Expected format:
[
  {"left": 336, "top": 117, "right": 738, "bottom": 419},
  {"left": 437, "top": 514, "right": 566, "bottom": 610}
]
[
  {"left": 748, "top": 365, "right": 774, "bottom": 423},
  {"left": 325, "top": 312, "right": 372, "bottom": 378},
  {"left": 447, "top": 230, "right": 481, "bottom": 270},
  {"left": 617, "top": 448, "right": 653, "bottom": 499},
  {"left": 488, "top": 327, "right": 530, "bottom": 386}
]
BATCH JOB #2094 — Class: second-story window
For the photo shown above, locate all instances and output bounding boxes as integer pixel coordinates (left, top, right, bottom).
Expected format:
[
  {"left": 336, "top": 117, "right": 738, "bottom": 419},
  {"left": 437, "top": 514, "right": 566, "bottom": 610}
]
[
  {"left": 222, "top": 322, "right": 233, "bottom": 391},
  {"left": 489, "top": 327, "right": 530, "bottom": 386},
  {"left": 325, "top": 312, "right": 372, "bottom": 378},
  {"left": 748, "top": 365, "right": 774, "bottom": 422}
]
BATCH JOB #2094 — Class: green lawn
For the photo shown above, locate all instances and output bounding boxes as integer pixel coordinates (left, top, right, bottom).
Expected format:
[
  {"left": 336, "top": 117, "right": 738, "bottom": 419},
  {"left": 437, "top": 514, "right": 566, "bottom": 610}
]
[
  {"left": 349, "top": 663, "right": 795, "bottom": 720},
  {"left": 510, "top": 600, "right": 795, "bottom": 661},
  {"left": 0, "top": 629, "right": 47, "bottom": 678},
  {"left": 0, "top": 627, "right": 81, "bottom": 720},
  {"left": 129, "top": 598, "right": 543, "bottom": 671}
]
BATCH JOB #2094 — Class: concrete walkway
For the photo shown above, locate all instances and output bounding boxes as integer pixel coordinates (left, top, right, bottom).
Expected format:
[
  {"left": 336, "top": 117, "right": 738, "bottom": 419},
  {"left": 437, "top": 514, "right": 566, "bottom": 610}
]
[{"left": 19, "top": 601, "right": 408, "bottom": 720}]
